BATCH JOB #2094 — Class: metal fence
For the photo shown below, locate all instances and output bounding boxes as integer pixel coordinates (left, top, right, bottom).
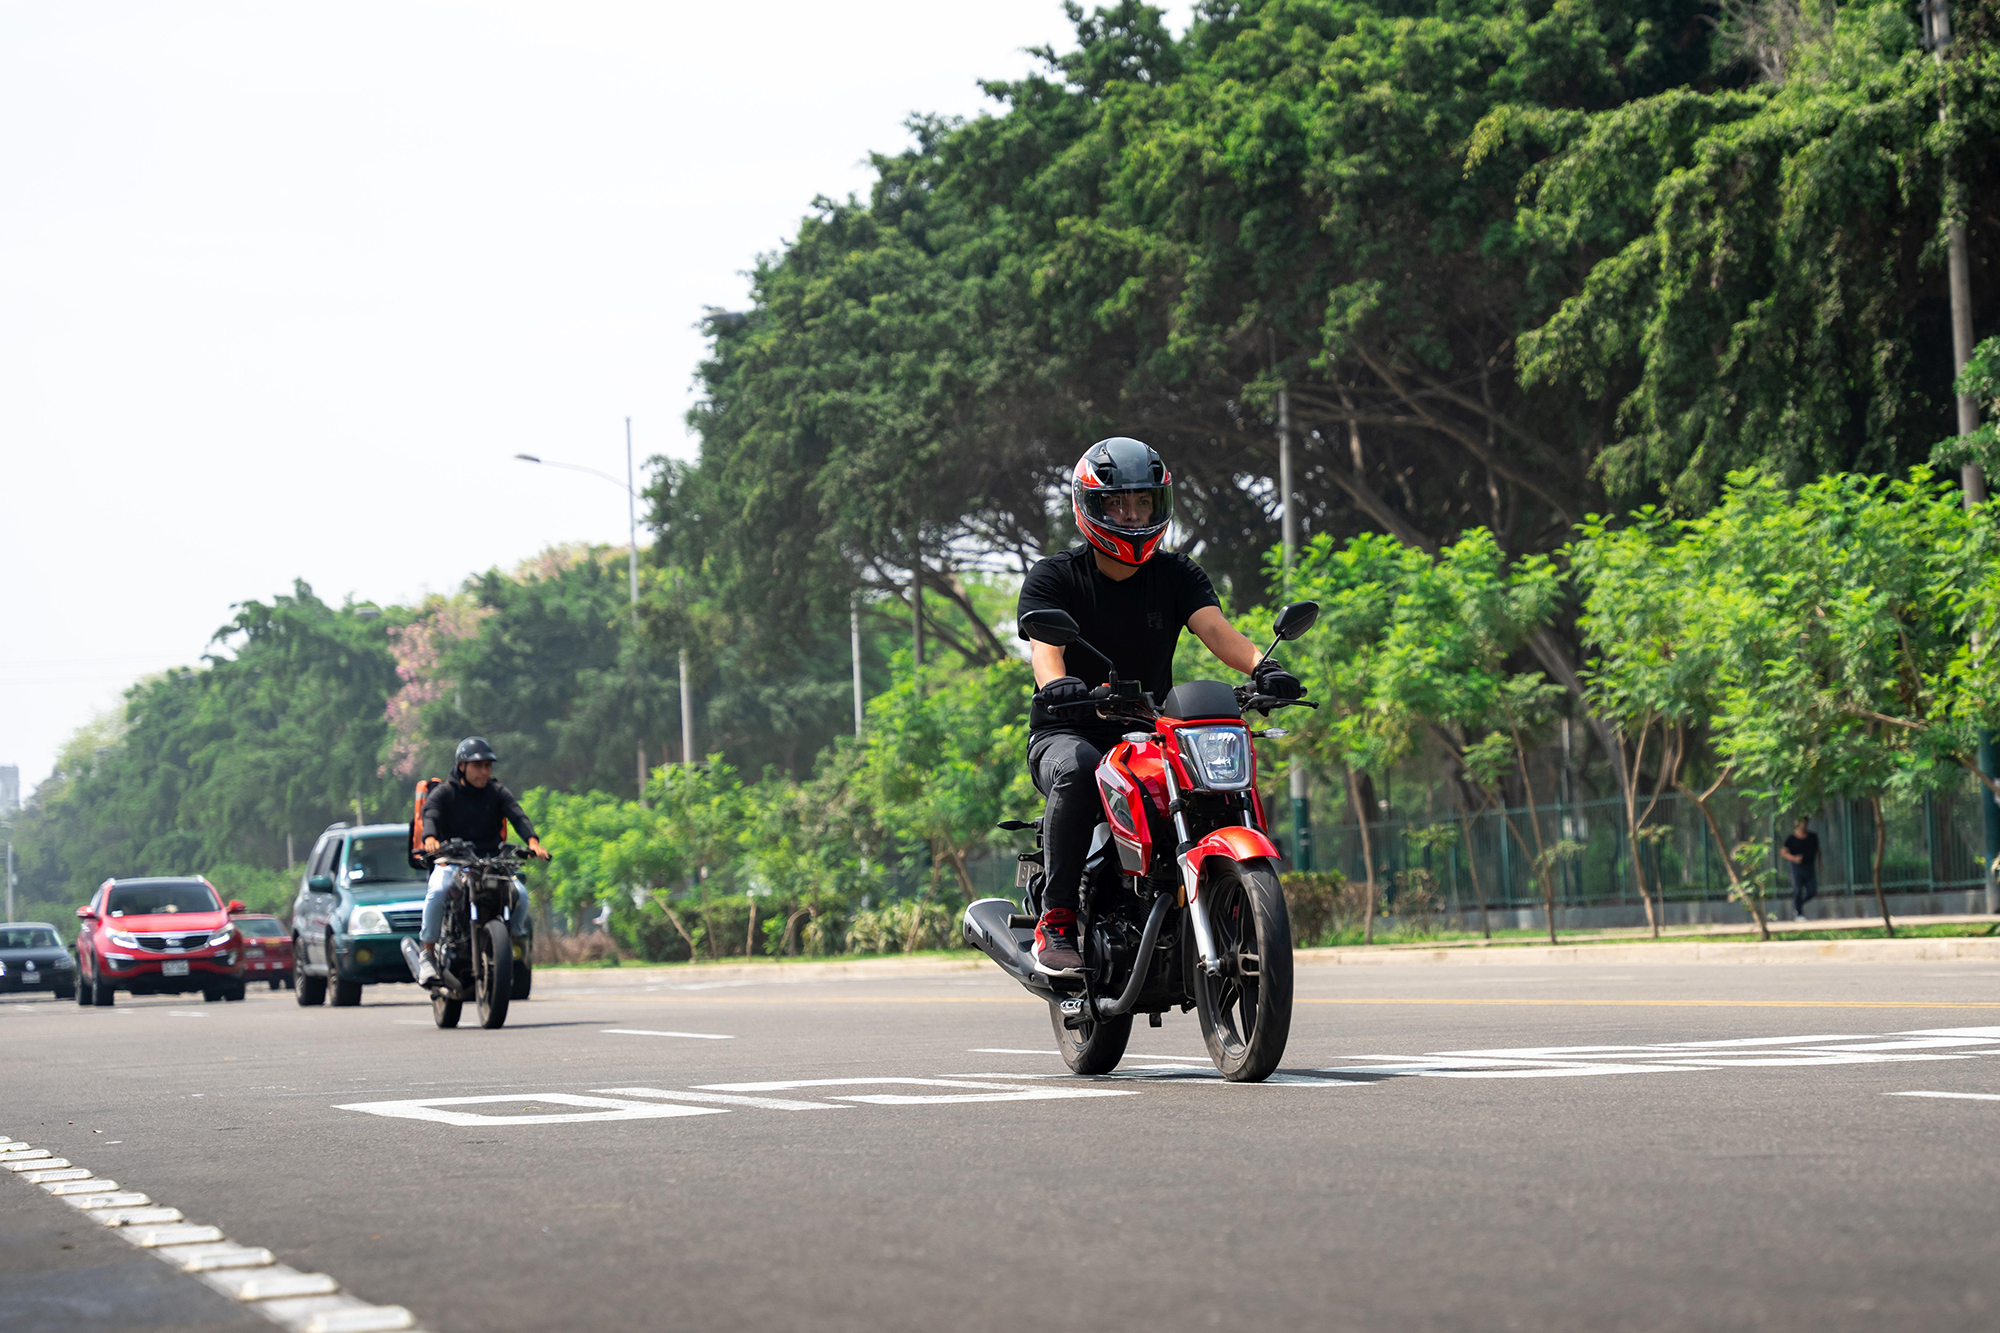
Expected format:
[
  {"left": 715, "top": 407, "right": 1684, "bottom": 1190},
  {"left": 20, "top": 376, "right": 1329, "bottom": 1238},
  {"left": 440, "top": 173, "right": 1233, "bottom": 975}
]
[{"left": 1307, "top": 772, "right": 1995, "bottom": 919}]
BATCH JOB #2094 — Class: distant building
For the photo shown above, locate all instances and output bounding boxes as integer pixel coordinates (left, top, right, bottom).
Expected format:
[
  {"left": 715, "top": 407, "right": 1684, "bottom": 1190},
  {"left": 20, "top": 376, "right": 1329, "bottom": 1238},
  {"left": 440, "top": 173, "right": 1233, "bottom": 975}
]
[{"left": 0, "top": 765, "right": 17, "bottom": 812}]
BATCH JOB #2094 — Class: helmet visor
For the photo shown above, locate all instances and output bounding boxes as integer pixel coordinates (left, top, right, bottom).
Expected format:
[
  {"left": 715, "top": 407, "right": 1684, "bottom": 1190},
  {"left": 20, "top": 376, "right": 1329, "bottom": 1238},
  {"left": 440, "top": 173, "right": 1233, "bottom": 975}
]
[{"left": 1080, "top": 485, "right": 1172, "bottom": 534}]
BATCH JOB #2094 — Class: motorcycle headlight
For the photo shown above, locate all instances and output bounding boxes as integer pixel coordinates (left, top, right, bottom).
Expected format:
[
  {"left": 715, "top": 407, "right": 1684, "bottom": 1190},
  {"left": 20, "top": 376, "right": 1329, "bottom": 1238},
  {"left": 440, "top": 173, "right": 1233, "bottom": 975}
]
[
  {"left": 206, "top": 928, "right": 235, "bottom": 948},
  {"left": 349, "top": 907, "right": 390, "bottom": 935},
  {"left": 1180, "top": 725, "right": 1252, "bottom": 791},
  {"left": 108, "top": 931, "right": 141, "bottom": 949}
]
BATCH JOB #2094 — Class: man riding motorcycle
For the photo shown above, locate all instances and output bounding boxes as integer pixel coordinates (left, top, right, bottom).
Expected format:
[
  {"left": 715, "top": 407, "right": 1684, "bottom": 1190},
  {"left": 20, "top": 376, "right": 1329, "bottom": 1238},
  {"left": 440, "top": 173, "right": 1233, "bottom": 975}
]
[
  {"left": 1019, "top": 437, "right": 1303, "bottom": 974},
  {"left": 414, "top": 737, "right": 550, "bottom": 986}
]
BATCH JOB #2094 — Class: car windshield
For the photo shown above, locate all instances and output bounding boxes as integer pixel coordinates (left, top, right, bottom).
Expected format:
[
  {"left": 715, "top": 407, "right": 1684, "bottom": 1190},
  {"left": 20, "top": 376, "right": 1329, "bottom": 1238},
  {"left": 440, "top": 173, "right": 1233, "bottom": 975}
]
[
  {"left": 345, "top": 836, "right": 422, "bottom": 884},
  {"left": 106, "top": 882, "right": 222, "bottom": 916},
  {"left": 0, "top": 927, "right": 60, "bottom": 949},
  {"left": 233, "top": 916, "right": 286, "bottom": 938}
]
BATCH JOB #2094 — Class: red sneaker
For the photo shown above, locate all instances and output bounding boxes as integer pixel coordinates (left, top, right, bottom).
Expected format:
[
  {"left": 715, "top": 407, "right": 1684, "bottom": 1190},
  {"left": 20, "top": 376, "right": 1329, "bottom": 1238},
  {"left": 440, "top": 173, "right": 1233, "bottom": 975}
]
[{"left": 1033, "top": 909, "right": 1084, "bottom": 974}]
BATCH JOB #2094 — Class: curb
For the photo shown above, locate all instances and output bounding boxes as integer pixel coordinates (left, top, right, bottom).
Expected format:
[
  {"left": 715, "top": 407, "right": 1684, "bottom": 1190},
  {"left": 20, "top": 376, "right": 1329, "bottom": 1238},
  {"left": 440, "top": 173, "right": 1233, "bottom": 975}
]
[{"left": 1295, "top": 937, "right": 2000, "bottom": 966}]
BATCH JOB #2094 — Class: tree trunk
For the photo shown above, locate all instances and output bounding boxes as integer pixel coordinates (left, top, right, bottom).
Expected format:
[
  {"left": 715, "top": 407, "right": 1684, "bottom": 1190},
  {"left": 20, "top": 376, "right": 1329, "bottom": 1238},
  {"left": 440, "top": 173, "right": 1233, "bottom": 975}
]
[
  {"left": 1452, "top": 786, "right": 1493, "bottom": 941},
  {"left": 1619, "top": 721, "right": 1661, "bottom": 939},
  {"left": 1512, "top": 734, "right": 1559, "bottom": 945},
  {"left": 1346, "top": 768, "right": 1378, "bottom": 944},
  {"left": 745, "top": 898, "right": 757, "bottom": 958},
  {"left": 1871, "top": 795, "right": 1896, "bottom": 937},
  {"left": 949, "top": 847, "right": 979, "bottom": 902},
  {"left": 1685, "top": 790, "right": 1769, "bottom": 942},
  {"left": 783, "top": 907, "right": 814, "bottom": 955},
  {"left": 650, "top": 893, "right": 699, "bottom": 962}
]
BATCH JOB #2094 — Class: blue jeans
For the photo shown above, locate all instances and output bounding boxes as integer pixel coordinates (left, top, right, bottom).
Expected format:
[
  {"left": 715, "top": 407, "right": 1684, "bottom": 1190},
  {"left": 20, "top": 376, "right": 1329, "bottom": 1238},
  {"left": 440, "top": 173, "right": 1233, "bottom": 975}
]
[{"left": 420, "top": 864, "right": 530, "bottom": 943}]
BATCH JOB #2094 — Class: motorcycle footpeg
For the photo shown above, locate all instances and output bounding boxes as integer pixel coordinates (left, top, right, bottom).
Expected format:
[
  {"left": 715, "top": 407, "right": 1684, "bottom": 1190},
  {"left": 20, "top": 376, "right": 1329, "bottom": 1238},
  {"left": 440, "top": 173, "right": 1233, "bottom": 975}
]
[{"left": 1058, "top": 996, "right": 1091, "bottom": 1029}]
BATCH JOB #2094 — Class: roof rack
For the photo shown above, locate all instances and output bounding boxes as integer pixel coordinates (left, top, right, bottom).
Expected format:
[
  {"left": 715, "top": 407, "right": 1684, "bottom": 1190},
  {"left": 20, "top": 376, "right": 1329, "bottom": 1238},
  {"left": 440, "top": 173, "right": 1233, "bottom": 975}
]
[{"left": 320, "top": 821, "right": 350, "bottom": 834}]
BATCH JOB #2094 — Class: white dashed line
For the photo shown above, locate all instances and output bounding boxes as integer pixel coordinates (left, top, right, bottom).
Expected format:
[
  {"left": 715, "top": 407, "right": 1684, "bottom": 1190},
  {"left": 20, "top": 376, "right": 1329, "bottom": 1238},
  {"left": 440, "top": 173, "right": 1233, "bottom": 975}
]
[
  {"left": 600, "top": 1028, "right": 735, "bottom": 1040},
  {"left": 1891, "top": 1090, "right": 2000, "bottom": 1102},
  {"left": 3, "top": 1134, "right": 423, "bottom": 1331}
]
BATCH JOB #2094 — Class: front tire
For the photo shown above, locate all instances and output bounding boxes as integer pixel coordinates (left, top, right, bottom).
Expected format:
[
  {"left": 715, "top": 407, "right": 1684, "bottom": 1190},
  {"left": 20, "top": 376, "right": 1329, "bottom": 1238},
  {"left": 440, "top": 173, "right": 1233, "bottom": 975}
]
[
  {"left": 92, "top": 972, "right": 115, "bottom": 1007},
  {"left": 1049, "top": 1002, "right": 1132, "bottom": 1075},
  {"left": 327, "top": 936, "right": 362, "bottom": 1006},
  {"left": 476, "top": 919, "right": 511, "bottom": 1029},
  {"left": 295, "top": 939, "right": 326, "bottom": 1006},
  {"left": 1193, "top": 857, "right": 1293, "bottom": 1082},
  {"left": 432, "top": 989, "right": 462, "bottom": 1028},
  {"left": 508, "top": 936, "right": 532, "bottom": 1000}
]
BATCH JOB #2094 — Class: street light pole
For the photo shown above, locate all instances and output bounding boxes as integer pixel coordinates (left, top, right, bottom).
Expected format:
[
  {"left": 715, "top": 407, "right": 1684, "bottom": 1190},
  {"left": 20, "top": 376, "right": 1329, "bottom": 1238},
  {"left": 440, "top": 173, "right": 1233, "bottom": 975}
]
[{"left": 1277, "top": 360, "right": 1312, "bottom": 872}]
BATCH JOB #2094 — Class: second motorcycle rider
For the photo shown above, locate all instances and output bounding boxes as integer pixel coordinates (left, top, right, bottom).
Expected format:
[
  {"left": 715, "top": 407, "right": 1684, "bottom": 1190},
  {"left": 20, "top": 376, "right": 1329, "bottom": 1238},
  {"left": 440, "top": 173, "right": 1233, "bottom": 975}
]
[
  {"left": 415, "top": 736, "right": 551, "bottom": 985},
  {"left": 1019, "top": 437, "right": 1303, "bottom": 975}
]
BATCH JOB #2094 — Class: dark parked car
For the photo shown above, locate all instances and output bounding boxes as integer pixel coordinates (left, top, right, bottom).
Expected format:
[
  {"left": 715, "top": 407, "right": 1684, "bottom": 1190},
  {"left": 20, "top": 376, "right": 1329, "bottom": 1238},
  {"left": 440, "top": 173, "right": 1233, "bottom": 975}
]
[
  {"left": 229, "top": 912, "right": 294, "bottom": 989},
  {"left": 75, "top": 878, "right": 247, "bottom": 1004},
  {"left": 291, "top": 821, "right": 532, "bottom": 1007},
  {"left": 0, "top": 922, "right": 78, "bottom": 1000}
]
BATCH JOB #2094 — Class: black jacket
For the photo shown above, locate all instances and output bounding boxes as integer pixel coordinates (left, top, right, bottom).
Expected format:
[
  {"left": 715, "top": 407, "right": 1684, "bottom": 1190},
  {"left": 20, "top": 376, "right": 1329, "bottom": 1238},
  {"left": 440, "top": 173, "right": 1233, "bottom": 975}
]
[{"left": 422, "top": 775, "right": 537, "bottom": 852}]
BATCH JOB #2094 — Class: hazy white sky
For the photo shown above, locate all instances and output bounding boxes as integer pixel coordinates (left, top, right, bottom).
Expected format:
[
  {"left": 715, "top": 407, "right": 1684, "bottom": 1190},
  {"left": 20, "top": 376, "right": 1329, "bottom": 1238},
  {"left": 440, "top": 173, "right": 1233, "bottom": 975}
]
[{"left": 0, "top": 1, "right": 1191, "bottom": 796}]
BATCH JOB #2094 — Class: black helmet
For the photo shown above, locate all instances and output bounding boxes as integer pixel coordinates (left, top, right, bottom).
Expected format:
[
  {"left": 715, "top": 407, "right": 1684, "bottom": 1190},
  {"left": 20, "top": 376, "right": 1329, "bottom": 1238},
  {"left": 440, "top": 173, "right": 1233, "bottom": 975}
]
[
  {"left": 454, "top": 737, "right": 498, "bottom": 767},
  {"left": 1071, "top": 437, "right": 1173, "bottom": 566}
]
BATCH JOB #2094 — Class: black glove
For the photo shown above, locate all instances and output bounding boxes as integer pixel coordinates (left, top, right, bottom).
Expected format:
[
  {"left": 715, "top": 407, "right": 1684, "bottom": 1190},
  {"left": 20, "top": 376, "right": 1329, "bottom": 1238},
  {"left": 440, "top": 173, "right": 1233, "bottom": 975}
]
[
  {"left": 1251, "top": 659, "right": 1305, "bottom": 700},
  {"left": 1036, "top": 675, "right": 1090, "bottom": 707}
]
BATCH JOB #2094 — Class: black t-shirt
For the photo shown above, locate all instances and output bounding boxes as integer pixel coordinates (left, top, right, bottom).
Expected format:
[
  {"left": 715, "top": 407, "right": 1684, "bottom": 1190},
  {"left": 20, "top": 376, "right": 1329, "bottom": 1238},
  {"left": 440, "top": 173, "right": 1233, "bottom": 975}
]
[
  {"left": 1017, "top": 547, "right": 1220, "bottom": 743},
  {"left": 1783, "top": 832, "right": 1820, "bottom": 880}
]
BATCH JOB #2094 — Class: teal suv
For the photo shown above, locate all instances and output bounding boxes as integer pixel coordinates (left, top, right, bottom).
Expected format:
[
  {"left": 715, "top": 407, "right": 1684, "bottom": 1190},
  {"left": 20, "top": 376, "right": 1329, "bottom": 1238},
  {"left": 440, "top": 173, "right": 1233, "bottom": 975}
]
[{"left": 290, "top": 821, "right": 533, "bottom": 1007}]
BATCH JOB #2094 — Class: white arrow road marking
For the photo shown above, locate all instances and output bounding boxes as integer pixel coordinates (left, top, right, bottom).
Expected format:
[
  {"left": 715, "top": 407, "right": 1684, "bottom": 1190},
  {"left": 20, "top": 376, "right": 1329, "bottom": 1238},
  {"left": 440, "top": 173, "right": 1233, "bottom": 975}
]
[
  {"left": 600, "top": 1029, "right": 735, "bottom": 1040},
  {"left": 594, "top": 1086, "right": 852, "bottom": 1111},
  {"left": 1891, "top": 1090, "right": 2000, "bottom": 1102},
  {"left": 333, "top": 1093, "right": 728, "bottom": 1127},
  {"left": 696, "top": 1077, "right": 1139, "bottom": 1104}
]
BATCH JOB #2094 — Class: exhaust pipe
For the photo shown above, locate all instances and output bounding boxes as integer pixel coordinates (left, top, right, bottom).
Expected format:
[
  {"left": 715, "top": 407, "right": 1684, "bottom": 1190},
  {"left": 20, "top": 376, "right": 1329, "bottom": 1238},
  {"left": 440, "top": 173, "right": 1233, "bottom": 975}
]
[
  {"left": 1091, "top": 891, "right": 1171, "bottom": 1020},
  {"left": 962, "top": 899, "right": 1055, "bottom": 996}
]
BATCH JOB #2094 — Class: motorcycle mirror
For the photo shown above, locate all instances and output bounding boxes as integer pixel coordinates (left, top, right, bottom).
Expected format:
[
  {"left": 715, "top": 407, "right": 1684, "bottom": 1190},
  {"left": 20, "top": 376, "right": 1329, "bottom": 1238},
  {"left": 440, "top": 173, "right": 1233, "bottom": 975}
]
[
  {"left": 1018, "top": 608, "right": 1082, "bottom": 647},
  {"left": 227, "top": 899, "right": 246, "bottom": 914},
  {"left": 76, "top": 906, "right": 94, "bottom": 920},
  {"left": 308, "top": 874, "right": 335, "bottom": 893},
  {"left": 1273, "top": 601, "right": 1319, "bottom": 641}
]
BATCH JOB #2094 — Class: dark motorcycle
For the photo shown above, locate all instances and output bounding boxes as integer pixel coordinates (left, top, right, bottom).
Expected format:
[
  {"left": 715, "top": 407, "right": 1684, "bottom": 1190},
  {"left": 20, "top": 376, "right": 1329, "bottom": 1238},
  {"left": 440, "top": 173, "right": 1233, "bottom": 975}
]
[
  {"left": 401, "top": 841, "right": 529, "bottom": 1030},
  {"left": 962, "top": 601, "right": 1319, "bottom": 1082}
]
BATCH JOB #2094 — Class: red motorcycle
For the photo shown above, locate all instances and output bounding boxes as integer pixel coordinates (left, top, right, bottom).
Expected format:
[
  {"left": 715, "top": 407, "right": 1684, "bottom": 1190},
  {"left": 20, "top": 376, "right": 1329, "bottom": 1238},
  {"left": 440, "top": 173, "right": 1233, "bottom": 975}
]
[{"left": 963, "top": 601, "right": 1318, "bottom": 1082}]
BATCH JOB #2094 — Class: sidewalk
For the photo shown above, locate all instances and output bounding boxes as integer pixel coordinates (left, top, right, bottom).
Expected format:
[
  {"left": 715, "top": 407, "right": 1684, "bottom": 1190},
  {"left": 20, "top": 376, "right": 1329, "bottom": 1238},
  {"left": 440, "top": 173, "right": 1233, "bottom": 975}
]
[{"left": 537, "top": 912, "right": 2000, "bottom": 988}]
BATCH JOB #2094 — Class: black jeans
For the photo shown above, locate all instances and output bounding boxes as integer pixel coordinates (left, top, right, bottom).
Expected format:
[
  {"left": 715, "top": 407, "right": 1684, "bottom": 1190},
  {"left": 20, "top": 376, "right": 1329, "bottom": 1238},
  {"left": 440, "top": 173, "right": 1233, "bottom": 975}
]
[
  {"left": 1028, "top": 731, "right": 1104, "bottom": 915},
  {"left": 1792, "top": 872, "right": 1818, "bottom": 915}
]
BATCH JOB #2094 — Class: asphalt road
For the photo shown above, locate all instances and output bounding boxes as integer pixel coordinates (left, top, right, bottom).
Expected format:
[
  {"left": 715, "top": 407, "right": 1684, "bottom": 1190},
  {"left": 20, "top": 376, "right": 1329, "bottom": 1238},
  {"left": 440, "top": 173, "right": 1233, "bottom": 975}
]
[{"left": 8, "top": 958, "right": 2000, "bottom": 1332}]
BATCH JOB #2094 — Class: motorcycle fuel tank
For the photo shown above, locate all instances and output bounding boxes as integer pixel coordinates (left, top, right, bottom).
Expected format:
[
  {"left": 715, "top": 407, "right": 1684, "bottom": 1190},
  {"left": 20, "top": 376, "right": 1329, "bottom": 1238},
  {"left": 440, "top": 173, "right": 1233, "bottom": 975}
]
[{"left": 1096, "top": 740, "right": 1170, "bottom": 875}]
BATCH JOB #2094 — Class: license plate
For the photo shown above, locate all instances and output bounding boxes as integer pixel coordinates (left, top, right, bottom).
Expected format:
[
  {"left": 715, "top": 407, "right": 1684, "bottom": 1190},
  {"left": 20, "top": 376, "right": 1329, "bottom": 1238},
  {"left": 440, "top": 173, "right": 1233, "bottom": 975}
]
[
  {"left": 161, "top": 961, "right": 190, "bottom": 977},
  {"left": 247, "top": 949, "right": 264, "bottom": 958},
  {"left": 22, "top": 973, "right": 40, "bottom": 985}
]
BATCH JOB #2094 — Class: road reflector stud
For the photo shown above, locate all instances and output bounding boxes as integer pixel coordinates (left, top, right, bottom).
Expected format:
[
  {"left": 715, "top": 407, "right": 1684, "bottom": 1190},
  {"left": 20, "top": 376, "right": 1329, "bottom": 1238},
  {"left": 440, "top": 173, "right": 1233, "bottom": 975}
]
[
  {"left": 236, "top": 1272, "right": 340, "bottom": 1301},
  {"left": 4, "top": 1158, "right": 68, "bottom": 1172},
  {"left": 44, "top": 1178, "right": 119, "bottom": 1195},
  {"left": 129, "top": 1224, "right": 226, "bottom": 1247},
  {"left": 97, "top": 1207, "right": 184, "bottom": 1227},
  {"left": 65, "top": 1192, "right": 151, "bottom": 1210},
  {"left": 172, "top": 1246, "right": 278, "bottom": 1273},
  {"left": 0, "top": 1149, "right": 52, "bottom": 1164},
  {"left": 302, "top": 1307, "right": 417, "bottom": 1333},
  {"left": 23, "top": 1167, "right": 90, "bottom": 1183}
]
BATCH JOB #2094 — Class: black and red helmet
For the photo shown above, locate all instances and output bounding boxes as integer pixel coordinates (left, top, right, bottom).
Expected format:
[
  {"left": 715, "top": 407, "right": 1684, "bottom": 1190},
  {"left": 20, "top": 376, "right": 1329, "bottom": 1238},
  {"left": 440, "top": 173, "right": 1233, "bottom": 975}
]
[{"left": 1071, "top": 437, "right": 1173, "bottom": 566}]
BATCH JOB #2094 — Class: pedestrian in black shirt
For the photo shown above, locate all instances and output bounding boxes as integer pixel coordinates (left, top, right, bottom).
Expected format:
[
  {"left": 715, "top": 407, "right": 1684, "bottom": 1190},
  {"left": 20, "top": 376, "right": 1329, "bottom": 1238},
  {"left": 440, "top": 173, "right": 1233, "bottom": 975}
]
[
  {"left": 1781, "top": 816, "right": 1820, "bottom": 921},
  {"left": 1015, "top": 436, "right": 1302, "bottom": 974}
]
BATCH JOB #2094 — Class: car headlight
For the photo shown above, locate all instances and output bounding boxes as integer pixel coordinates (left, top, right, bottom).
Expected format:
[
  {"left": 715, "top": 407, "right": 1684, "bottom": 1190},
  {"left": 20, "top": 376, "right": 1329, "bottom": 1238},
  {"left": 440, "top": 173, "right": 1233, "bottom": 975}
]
[
  {"left": 349, "top": 907, "right": 390, "bottom": 935},
  {"left": 1180, "top": 725, "right": 1252, "bottom": 791},
  {"left": 53, "top": 956, "right": 74, "bottom": 970},
  {"left": 206, "top": 928, "right": 235, "bottom": 947},
  {"left": 108, "top": 931, "right": 141, "bottom": 949}
]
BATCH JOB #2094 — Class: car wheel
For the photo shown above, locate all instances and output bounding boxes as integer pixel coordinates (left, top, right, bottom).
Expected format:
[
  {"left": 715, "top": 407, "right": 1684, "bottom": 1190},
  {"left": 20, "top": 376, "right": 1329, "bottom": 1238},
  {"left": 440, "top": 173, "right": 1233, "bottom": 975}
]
[
  {"left": 328, "top": 935, "right": 362, "bottom": 1007},
  {"left": 92, "top": 972, "right": 114, "bottom": 1007},
  {"left": 268, "top": 978, "right": 282, "bottom": 991},
  {"left": 74, "top": 976, "right": 89, "bottom": 1006},
  {"left": 295, "top": 940, "right": 327, "bottom": 1006},
  {"left": 203, "top": 987, "right": 221, "bottom": 1003},
  {"left": 225, "top": 981, "right": 246, "bottom": 1001}
]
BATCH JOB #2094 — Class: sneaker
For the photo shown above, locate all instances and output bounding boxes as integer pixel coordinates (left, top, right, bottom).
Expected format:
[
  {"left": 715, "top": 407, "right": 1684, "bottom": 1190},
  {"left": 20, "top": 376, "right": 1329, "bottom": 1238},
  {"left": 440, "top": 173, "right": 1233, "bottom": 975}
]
[
  {"left": 1033, "top": 909, "right": 1084, "bottom": 974},
  {"left": 415, "top": 945, "right": 440, "bottom": 987}
]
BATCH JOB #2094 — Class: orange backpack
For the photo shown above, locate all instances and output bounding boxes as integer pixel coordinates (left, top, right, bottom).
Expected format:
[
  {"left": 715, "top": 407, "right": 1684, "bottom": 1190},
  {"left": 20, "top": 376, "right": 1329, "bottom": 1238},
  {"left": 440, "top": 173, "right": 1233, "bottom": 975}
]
[{"left": 408, "top": 778, "right": 442, "bottom": 867}]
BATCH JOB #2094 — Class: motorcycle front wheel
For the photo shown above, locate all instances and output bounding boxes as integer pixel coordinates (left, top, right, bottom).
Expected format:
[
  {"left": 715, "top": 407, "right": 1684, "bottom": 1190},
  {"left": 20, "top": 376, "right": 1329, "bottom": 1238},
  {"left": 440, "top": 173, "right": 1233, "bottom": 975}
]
[
  {"left": 475, "top": 918, "right": 512, "bottom": 1029},
  {"left": 1193, "top": 856, "right": 1293, "bottom": 1082}
]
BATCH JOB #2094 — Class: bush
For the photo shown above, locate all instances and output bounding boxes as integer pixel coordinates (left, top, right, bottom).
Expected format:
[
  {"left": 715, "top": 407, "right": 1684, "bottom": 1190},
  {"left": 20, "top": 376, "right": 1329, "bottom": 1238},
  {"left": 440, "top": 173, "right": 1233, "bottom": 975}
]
[
  {"left": 844, "top": 900, "right": 964, "bottom": 954},
  {"left": 1280, "top": 870, "right": 1363, "bottom": 946}
]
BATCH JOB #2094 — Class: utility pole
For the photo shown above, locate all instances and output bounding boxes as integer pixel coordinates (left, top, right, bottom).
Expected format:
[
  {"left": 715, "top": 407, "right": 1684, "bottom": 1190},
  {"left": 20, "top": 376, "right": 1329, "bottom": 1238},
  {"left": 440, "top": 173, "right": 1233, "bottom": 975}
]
[
  {"left": 1924, "top": 1, "right": 1999, "bottom": 908},
  {"left": 1278, "top": 371, "right": 1312, "bottom": 872},
  {"left": 851, "top": 595, "right": 866, "bottom": 736},
  {"left": 677, "top": 575, "right": 695, "bottom": 768},
  {"left": 626, "top": 419, "right": 648, "bottom": 802}
]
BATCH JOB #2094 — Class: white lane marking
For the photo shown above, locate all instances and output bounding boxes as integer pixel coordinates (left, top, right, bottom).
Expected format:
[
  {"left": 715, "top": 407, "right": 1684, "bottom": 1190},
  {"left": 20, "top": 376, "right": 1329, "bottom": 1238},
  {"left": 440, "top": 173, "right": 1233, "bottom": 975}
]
[
  {"left": 0, "top": 1141, "right": 433, "bottom": 1332},
  {"left": 601, "top": 1028, "right": 735, "bottom": 1040},
  {"left": 1325, "top": 1026, "right": 2000, "bottom": 1082},
  {"left": 334, "top": 1093, "right": 729, "bottom": 1127},
  {"left": 697, "top": 1077, "right": 1139, "bottom": 1105},
  {"left": 594, "top": 1086, "right": 851, "bottom": 1111},
  {"left": 166, "top": 1011, "right": 208, "bottom": 1019},
  {"left": 1891, "top": 1090, "right": 2000, "bottom": 1102},
  {"left": 970, "top": 1047, "right": 1209, "bottom": 1063},
  {"left": 390, "top": 1020, "right": 432, "bottom": 1026}
]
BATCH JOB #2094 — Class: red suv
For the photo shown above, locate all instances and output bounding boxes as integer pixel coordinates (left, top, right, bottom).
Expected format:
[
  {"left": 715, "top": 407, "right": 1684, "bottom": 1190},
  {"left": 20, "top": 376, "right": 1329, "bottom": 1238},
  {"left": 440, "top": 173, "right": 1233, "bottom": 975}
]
[{"left": 76, "top": 878, "right": 248, "bottom": 1005}]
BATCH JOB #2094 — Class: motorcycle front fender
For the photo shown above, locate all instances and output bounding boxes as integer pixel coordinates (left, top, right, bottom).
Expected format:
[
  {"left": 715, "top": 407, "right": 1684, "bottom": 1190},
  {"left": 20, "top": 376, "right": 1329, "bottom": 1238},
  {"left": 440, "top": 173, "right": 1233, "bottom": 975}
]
[{"left": 1180, "top": 827, "right": 1282, "bottom": 900}]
